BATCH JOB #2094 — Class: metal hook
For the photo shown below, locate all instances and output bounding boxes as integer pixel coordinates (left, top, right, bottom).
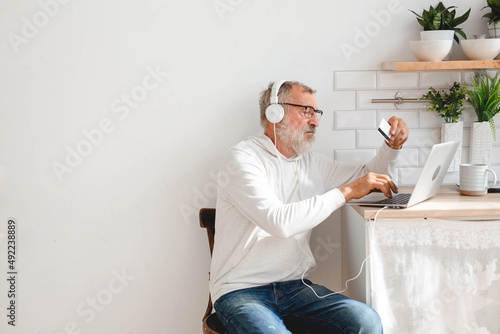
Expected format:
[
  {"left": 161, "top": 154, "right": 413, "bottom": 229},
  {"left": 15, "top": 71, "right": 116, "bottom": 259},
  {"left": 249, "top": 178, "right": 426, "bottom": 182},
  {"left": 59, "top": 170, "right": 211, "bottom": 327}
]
[{"left": 394, "top": 91, "right": 403, "bottom": 109}]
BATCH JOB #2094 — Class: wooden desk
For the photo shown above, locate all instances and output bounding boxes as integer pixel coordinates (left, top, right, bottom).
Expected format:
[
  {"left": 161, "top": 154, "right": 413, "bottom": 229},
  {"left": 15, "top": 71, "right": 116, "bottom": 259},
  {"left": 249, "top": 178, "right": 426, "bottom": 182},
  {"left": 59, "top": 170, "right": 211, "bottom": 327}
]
[
  {"left": 342, "top": 186, "right": 500, "bottom": 333},
  {"left": 351, "top": 185, "right": 500, "bottom": 220}
]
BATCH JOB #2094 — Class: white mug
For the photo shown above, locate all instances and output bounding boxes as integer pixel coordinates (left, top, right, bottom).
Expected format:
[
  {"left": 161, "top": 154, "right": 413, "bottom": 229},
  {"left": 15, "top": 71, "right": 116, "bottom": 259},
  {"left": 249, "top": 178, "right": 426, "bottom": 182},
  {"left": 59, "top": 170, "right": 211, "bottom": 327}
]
[{"left": 459, "top": 164, "right": 497, "bottom": 196}]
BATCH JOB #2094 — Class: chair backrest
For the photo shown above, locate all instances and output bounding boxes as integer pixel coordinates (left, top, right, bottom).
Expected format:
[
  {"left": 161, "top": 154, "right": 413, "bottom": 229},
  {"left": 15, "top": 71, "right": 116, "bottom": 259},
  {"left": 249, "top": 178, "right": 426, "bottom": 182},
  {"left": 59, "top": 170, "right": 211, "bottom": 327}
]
[
  {"left": 199, "top": 208, "right": 216, "bottom": 320},
  {"left": 200, "top": 208, "right": 229, "bottom": 334},
  {"left": 200, "top": 208, "right": 216, "bottom": 256}
]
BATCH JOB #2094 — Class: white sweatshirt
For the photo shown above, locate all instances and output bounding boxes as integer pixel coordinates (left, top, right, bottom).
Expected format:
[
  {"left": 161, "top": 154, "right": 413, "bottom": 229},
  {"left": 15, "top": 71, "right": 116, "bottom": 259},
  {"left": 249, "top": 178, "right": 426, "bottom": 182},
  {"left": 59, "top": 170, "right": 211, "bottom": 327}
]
[{"left": 209, "top": 133, "right": 399, "bottom": 304}]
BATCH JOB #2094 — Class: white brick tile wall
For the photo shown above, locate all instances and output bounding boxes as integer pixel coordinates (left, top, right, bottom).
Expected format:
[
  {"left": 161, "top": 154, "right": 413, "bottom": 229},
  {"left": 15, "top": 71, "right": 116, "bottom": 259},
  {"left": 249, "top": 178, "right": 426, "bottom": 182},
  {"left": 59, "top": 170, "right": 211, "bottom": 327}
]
[
  {"left": 462, "top": 71, "right": 475, "bottom": 84},
  {"left": 419, "top": 109, "right": 443, "bottom": 128},
  {"left": 420, "top": 107, "right": 474, "bottom": 128},
  {"left": 490, "top": 165, "right": 500, "bottom": 181},
  {"left": 377, "top": 71, "right": 419, "bottom": 89},
  {"left": 378, "top": 110, "right": 419, "bottom": 128},
  {"left": 461, "top": 148, "right": 470, "bottom": 164},
  {"left": 462, "top": 70, "right": 500, "bottom": 85},
  {"left": 494, "top": 128, "right": 500, "bottom": 147},
  {"left": 334, "top": 71, "right": 376, "bottom": 90},
  {"left": 494, "top": 113, "right": 500, "bottom": 125},
  {"left": 314, "top": 108, "right": 335, "bottom": 156},
  {"left": 461, "top": 108, "right": 476, "bottom": 126},
  {"left": 462, "top": 71, "right": 478, "bottom": 85},
  {"left": 326, "top": 130, "right": 357, "bottom": 150},
  {"left": 443, "top": 172, "right": 460, "bottom": 185},
  {"left": 357, "top": 130, "right": 384, "bottom": 148},
  {"left": 328, "top": 91, "right": 356, "bottom": 111},
  {"left": 320, "top": 108, "right": 334, "bottom": 130},
  {"left": 404, "top": 128, "right": 441, "bottom": 147},
  {"left": 420, "top": 71, "right": 461, "bottom": 89},
  {"left": 419, "top": 147, "right": 432, "bottom": 166},
  {"left": 334, "top": 149, "right": 376, "bottom": 164},
  {"left": 491, "top": 147, "right": 500, "bottom": 164},
  {"left": 397, "top": 148, "right": 420, "bottom": 167},
  {"left": 327, "top": 69, "right": 500, "bottom": 186},
  {"left": 335, "top": 110, "right": 376, "bottom": 129}
]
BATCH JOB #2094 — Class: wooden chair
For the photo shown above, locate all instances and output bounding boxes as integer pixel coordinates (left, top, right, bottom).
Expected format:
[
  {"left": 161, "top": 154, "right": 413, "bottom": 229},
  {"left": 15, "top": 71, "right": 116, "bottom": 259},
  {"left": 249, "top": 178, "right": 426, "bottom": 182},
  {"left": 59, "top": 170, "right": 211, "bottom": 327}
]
[
  {"left": 200, "top": 208, "right": 298, "bottom": 334},
  {"left": 200, "top": 208, "right": 229, "bottom": 334}
]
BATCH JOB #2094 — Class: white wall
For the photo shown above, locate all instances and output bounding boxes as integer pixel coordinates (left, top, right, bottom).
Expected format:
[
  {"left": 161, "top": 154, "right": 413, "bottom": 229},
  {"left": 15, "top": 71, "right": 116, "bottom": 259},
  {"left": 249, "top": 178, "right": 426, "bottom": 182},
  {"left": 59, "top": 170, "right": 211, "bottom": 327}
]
[{"left": 0, "top": 0, "right": 489, "bottom": 333}]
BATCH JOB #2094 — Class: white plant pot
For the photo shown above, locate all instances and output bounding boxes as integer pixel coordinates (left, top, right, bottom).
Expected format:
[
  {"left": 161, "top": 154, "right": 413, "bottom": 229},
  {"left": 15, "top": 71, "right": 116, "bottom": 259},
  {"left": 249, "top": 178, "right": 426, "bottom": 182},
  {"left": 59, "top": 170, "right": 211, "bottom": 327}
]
[
  {"left": 441, "top": 121, "right": 463, "bottom": 172},
  {"left": 469, "top": 121, "right": 492, "bottom": 165},
  {"left": 420, "top": 30, "right": 455, "bottom": 41},
  {"left": 488, "top": 22, "right": 500, "bottom": 39},
  {"left": 420, "top": 30, "right": 455, "bottom": 60}
]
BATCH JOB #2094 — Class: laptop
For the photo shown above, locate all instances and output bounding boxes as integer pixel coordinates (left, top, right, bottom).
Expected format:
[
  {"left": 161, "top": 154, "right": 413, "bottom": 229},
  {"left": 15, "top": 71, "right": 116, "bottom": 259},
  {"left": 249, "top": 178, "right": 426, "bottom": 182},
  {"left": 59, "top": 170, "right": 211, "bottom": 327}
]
[{"left": 347, "top": 140, "right": 460, "bottom": 208}]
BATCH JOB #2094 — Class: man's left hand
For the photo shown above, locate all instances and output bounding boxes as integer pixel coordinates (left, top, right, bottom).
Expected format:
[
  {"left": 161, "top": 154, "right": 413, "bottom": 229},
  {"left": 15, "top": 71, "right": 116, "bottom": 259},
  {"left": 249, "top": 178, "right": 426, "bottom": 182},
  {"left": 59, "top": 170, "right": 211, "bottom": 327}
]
[{"left": 386, "top": 116, "right": 408, "bottom": 150}]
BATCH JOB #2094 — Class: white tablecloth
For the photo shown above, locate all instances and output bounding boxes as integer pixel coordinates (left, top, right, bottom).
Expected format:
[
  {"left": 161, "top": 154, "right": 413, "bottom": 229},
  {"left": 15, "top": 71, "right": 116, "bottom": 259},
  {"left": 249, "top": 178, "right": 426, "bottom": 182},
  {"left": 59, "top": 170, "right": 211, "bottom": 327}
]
[{"left": 368, "top": 218, "right": 500, "bottom": 334}]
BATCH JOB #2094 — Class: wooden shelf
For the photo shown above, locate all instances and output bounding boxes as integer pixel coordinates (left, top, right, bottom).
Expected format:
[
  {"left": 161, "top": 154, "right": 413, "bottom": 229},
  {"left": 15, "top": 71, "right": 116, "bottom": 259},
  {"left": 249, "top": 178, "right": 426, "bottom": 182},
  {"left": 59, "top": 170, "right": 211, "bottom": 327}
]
[{"left": 381, "top": 60, "right": 500, "bottom": 71}]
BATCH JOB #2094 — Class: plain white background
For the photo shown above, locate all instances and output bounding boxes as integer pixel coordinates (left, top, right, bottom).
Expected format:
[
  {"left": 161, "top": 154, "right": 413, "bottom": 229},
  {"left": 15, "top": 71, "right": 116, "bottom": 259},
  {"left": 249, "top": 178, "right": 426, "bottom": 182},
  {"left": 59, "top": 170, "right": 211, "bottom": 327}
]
[{"left": 0, "top": 0, "right": 488, "bottom": 333}]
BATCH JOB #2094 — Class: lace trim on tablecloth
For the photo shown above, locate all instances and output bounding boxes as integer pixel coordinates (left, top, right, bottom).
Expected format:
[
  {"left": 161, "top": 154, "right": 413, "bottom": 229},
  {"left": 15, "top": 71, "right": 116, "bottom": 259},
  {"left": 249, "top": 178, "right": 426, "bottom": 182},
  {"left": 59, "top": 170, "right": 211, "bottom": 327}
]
[{"left": 370, "top": 218, "right": 500, "bottom": 249}]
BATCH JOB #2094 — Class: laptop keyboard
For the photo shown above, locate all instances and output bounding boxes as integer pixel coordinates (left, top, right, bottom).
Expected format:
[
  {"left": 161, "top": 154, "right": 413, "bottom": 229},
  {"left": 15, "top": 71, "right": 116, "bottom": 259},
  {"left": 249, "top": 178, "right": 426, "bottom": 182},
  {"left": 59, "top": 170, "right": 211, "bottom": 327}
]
[{"left": 376, "top": 193, "right": 412, "bottom": 205}]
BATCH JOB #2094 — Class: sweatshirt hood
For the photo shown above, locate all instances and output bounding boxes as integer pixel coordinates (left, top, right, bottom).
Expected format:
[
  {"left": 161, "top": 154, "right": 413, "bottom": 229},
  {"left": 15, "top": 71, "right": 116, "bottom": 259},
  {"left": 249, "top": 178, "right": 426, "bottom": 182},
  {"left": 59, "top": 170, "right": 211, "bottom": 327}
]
[{"left": 248, "top": 133, "right": 303, "bottom": 161}]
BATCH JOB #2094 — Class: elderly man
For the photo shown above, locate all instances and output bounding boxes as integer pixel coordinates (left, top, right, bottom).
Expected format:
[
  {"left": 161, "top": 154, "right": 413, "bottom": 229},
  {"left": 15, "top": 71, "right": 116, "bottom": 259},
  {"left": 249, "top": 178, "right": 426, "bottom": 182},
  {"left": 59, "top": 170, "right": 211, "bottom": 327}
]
[{"left": 209, "top": 80, "right": 408, "bottom": 333}]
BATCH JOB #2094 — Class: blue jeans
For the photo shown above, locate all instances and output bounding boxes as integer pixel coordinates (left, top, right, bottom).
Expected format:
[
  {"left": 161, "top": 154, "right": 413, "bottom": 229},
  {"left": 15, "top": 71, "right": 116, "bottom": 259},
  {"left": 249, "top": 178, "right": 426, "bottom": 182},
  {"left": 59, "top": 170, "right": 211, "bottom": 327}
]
[{"left": 214, "top": 280, "right": 382, "bottom": 334}]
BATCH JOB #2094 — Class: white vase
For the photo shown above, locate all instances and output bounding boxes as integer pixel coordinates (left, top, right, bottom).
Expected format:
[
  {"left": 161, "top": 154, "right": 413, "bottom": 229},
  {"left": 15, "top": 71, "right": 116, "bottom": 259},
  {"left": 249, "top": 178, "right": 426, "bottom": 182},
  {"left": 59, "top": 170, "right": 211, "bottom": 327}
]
[
  {"left": 469, "top": 121, "right": 493, "bottom": 165},
  {"left": 487, "top": 22, "right": 500, "bottom": 59},
  {"left": 488, "top": 22, "right": 500, "bottom": 39},
  {"left": 441, "top": 121, "right": 463, "bottom": 172}
]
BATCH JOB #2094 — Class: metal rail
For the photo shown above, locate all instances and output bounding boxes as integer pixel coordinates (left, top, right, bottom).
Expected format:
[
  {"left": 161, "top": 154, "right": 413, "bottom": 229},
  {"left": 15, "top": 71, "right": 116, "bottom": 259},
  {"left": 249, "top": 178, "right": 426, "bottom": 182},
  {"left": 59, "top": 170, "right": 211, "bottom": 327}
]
[{"left": 371, "top": 91, "right": 430, "bottom": 108}]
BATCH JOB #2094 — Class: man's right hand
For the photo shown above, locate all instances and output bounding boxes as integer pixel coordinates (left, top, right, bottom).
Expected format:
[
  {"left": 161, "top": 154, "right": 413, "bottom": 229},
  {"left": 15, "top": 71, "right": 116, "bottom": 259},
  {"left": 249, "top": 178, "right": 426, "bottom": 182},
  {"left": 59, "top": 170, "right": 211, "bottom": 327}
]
[{"left": 338, "top": 172, "right": 398, "bottom": 202}]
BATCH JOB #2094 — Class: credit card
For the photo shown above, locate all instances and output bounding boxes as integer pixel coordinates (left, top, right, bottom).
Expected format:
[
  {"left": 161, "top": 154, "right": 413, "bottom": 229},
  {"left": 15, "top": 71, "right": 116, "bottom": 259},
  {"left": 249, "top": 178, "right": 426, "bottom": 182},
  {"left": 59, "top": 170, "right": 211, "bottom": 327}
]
[{"left": 378, "top": 118, "right": 391, "bottom": 141}]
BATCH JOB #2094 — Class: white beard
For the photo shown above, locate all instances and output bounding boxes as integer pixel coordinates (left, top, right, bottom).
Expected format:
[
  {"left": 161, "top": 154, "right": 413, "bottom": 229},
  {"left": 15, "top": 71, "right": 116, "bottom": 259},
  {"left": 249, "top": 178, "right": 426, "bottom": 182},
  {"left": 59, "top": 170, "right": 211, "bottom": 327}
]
[{"left": 277, "top": 116, "right": 316, "bottom": 155}]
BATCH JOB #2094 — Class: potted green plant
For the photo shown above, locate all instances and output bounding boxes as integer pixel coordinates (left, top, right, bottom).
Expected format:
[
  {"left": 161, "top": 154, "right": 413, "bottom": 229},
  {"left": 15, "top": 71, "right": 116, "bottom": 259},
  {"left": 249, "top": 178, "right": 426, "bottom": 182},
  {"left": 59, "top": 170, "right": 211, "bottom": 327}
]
[
  {"left": 410, "top": 2, "right": 471, "bottom": 43},
  {"left": 466, "top": 72, "right": 500, "bottom": 165},
  {"left": 482, "top": 0, "right": 500, "bottom": 38},
  {"left": 421, "top": 82, "right": 466, "bottom": 171},
  {"left": 421, "top": 82, "right": 467, "bottom": 123}
]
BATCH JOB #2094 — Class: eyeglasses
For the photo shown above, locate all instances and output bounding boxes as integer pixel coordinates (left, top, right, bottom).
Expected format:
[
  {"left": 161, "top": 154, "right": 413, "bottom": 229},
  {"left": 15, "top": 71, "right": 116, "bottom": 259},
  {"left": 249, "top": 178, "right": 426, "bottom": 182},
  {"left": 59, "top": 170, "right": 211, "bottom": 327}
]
[{"left": 280, "top": 103, "right": 323, "bottom": 120}]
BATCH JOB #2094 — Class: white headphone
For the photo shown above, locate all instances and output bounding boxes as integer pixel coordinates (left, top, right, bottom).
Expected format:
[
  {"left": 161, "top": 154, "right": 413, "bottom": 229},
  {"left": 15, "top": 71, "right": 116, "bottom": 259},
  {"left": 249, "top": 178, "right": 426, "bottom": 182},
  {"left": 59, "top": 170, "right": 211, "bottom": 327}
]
[{"left": 265, "top": 80, "right": 288, "bottom": 124}]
